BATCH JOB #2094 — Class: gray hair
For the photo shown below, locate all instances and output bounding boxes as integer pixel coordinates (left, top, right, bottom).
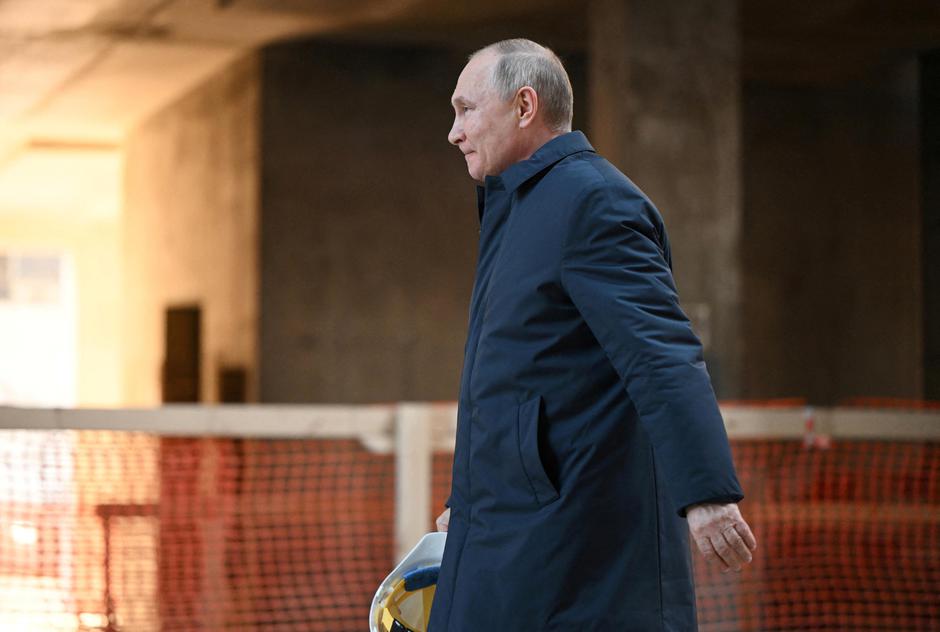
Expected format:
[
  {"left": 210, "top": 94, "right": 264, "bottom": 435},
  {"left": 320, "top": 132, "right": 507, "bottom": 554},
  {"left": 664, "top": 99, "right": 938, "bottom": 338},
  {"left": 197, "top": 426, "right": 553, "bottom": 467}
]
[{"left": 472, "top": 38, "right": 573, "bottom": 133}]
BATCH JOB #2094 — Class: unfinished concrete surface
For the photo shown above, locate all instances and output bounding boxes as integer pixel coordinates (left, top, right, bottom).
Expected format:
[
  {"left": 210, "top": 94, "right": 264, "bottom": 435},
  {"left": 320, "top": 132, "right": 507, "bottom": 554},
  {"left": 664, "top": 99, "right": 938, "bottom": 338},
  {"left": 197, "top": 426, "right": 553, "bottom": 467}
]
[
  {"left": 589, "top": 0, "right": 744, "bottom": 397},
  {"left": 258, "top": 40, "right": 477, "bottom": 403},
  {"left": 257, "top": 35, "right": 589, "bottom": 404},
  {"left": 923, "top": 51, "right": 940, "bottom": 400},
  {"left": 2, "top": 0, "right": 938, "bottom": 406},
  {"left": 123, "top": 53, "right": 260, "bottom": 405},
  {"left": 742, "top": 61, "right": 923, "bottom": 403}
]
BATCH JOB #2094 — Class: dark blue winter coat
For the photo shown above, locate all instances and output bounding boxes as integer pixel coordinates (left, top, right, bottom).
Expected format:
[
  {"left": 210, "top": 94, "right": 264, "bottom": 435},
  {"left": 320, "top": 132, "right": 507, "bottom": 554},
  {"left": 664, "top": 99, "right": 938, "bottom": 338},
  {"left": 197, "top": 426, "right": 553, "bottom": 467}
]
[{"left": 428, "top": 131, "right": 743, "bottom": 631}]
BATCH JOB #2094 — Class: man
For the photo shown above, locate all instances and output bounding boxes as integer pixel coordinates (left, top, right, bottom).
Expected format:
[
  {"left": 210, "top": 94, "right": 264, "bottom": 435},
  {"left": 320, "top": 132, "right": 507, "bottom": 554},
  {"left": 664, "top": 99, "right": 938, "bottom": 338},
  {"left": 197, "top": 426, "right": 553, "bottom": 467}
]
[{"left": 430, "top": 39, "right": 756, "bottom": 631}]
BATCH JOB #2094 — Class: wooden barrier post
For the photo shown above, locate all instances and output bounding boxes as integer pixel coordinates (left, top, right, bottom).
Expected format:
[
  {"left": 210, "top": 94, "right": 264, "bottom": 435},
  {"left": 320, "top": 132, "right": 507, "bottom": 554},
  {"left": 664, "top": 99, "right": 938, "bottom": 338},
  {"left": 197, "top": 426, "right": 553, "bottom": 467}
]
[{"left": 395, "top": 403, "right": 432, "bottom": 563}]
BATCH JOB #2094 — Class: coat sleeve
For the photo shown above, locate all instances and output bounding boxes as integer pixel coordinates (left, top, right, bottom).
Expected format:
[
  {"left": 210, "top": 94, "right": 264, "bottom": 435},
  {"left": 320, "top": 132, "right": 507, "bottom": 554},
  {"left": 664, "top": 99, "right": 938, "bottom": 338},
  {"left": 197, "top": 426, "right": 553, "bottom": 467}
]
[{"left": 559, "top": 180, "right": 743, "bottom": 517}]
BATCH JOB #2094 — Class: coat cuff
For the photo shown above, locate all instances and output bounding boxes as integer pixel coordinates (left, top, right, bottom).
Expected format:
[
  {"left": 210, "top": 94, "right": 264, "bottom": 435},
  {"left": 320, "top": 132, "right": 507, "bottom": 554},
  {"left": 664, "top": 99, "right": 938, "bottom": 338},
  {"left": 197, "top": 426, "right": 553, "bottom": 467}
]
[{"left": 678, "top": 491, "right": 745, "bottom": 518}]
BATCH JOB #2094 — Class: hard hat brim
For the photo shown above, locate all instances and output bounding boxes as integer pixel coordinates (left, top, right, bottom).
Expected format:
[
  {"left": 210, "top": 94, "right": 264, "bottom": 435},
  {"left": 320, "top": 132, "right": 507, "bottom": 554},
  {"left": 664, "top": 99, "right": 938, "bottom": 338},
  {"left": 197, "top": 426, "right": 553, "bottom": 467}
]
[{"left": 370, "top": 532, "right": 447, "bottom": 632}]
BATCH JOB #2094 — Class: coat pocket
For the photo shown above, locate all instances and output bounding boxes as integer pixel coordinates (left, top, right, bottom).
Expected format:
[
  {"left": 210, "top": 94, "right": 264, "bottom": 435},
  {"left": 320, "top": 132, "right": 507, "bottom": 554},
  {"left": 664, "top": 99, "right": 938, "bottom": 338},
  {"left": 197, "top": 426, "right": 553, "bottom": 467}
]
[{"left": 515, "top": 395, "right": 560, "bottom": 506}]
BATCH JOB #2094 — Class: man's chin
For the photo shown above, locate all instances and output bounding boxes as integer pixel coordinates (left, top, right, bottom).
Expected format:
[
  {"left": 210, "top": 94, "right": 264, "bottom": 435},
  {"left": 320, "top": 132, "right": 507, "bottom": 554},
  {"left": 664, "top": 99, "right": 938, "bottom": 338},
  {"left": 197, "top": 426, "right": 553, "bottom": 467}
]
[{"left": 465, "top": 155, "right": 484, "bottom": 182}]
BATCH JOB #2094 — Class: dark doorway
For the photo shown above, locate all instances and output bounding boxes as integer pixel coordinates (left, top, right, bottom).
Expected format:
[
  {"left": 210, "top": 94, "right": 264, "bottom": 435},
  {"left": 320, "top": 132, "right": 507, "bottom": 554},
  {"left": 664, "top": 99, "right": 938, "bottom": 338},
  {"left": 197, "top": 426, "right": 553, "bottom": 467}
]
[{"left": 162, "top": 305, "right": 201, "bottom": 403}]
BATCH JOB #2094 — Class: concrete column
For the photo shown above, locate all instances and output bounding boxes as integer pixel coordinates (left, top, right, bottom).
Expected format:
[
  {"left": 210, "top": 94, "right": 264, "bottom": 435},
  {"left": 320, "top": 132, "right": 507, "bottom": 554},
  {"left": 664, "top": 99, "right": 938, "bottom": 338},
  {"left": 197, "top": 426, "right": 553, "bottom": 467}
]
[
  {"left": 589, "top": 0, "right": 742, "bottom": 397},
  {"left": 123, "top": 53, "right": 260, "bottom": 405},
  {"left": 923, "top": 50, "right": 940, "bottom": 400}
]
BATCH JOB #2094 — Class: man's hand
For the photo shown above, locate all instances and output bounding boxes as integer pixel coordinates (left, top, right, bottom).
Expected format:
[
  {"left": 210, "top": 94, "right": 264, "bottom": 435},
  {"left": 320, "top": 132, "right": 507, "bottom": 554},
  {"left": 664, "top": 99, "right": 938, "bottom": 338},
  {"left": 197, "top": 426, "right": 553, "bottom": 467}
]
[
  {"left": 686, "top": 502, "right": 756, "bottom": 573},
  {"left": 436, "top": 507, "right": 450, "bottom": 532}
]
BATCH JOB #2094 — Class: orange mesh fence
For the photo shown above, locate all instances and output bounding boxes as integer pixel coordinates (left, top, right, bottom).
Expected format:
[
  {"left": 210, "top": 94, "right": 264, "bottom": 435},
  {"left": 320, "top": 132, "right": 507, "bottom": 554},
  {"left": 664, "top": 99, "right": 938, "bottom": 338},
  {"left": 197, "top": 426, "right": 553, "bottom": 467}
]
[
  {"left": 691, "top": 440, "right": 940, "bottom": 631},
  {"left": 0, "top": 431, "right": 394, "bottom": 631},
  {"left": 433, "top": 440, "right": 940, "bottom": 631},
  {"left": 1, "top": 424, "right": 938, "bottom": 631}
]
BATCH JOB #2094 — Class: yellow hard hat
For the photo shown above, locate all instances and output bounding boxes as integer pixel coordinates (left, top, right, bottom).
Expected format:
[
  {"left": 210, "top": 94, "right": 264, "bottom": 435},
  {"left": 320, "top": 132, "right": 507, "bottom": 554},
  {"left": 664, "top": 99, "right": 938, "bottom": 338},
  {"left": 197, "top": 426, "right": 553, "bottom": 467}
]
[{"left": 370, "top": 532, "right": 446, "bottom": 632}]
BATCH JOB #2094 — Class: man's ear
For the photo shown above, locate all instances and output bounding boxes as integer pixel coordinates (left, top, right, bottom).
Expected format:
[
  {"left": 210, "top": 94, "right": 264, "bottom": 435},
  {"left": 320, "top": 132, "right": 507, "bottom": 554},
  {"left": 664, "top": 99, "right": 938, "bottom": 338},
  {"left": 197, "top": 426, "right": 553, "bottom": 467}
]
[{"left": 515, "top": 86, "right": 538, "bottom": 128}]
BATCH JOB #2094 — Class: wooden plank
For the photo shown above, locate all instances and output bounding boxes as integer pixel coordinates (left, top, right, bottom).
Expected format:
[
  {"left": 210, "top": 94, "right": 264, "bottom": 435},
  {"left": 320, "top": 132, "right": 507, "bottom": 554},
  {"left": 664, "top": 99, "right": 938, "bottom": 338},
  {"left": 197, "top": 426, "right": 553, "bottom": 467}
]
[
  {"left": 395, "top": 403, "right": 432, "bottom": 563},
  {"left": 0, "top": 404, "right": 937, "bottom": 444}
]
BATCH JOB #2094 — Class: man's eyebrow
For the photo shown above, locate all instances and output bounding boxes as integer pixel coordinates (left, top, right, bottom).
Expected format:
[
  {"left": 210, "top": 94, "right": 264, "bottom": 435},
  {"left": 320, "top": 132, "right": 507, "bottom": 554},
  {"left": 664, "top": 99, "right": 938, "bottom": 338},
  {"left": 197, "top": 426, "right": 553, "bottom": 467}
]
[{"left": 451, "top": 96, "right": 473, "bottom": 107}]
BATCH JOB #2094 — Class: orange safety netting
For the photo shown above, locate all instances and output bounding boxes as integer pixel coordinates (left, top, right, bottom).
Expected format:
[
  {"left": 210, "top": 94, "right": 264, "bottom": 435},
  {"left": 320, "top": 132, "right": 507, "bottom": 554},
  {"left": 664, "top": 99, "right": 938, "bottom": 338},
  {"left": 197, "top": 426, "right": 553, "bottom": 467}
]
[
  {"left": 0, "top": 433, "right": 394, "bottom": 631},
  {"left": 433, "top": 439, "right": 940, "bottom": 631},
  {"left": 1, "top": 429, "right": 938, "bottom": 631}
]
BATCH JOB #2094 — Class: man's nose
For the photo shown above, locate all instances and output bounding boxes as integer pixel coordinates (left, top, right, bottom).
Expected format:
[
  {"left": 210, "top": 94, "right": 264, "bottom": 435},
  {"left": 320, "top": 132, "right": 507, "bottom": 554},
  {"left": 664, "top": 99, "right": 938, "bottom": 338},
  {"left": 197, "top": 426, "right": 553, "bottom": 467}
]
[{"left": 448, "top": 119, "right": 463, "bottom": 146}]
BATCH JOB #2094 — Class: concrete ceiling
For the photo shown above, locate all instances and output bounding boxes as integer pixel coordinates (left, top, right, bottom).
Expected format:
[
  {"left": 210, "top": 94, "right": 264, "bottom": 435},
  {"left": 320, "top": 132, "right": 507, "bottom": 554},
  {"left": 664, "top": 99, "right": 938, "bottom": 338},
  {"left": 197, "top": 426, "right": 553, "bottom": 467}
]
[
  {"left": 0, "top": 0, "right": 938, "bottom": 166},
  {"left": 0, "top": 0, "right": 579, "bottom": 165},
  {"left": 0, "top": 0, "right": 318, "bottom": 161},
  {"left": 743, "top": 0, "right": 940, "bottom": 84}
]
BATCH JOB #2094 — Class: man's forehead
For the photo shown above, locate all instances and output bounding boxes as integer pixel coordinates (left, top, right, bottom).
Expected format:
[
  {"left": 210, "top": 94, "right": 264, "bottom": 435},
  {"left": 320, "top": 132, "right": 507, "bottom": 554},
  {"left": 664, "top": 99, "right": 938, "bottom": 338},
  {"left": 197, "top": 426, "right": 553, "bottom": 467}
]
[
  {"left": 463, "top": 51, "right": 495, "bottom": 81},
  {"left": 451, "top": 54, "right": 494, "bottom": 103}
]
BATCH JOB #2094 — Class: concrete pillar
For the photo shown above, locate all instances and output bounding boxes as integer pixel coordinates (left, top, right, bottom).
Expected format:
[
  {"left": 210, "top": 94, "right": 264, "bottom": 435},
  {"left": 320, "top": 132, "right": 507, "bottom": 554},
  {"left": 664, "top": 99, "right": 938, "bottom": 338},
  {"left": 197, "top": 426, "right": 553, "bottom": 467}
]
[
  {"left": 589, "top": 0, "right": 742, "bottom": 397},
  {"left": 923, "top": 50, "right": 940, "bottom": 400},
  {"left": 123, "top": 53, "right": 260, "bottom": 405}
]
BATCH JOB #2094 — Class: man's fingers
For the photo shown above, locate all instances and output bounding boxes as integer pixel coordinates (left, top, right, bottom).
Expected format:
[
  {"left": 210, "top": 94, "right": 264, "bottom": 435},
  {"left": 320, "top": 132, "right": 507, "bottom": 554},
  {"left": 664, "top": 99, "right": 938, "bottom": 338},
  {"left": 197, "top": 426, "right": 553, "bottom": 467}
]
[
  {"left": 721, "top": 526, "right": 752, "bottom": 566},
  {"left": 710, "top": 535, "right": 740, "bottom": 572},
  {"left": 687, "top": 504, "right": 757, "bottom": 572},
  {"left": 735, "top": 521, "right": 757, "bottom": 551},
  {"left": 435, "top": 508, "right": 450, "bottom": 532},
  {"left": 696, "top": 537, "right": 727, "bottom": 570}
]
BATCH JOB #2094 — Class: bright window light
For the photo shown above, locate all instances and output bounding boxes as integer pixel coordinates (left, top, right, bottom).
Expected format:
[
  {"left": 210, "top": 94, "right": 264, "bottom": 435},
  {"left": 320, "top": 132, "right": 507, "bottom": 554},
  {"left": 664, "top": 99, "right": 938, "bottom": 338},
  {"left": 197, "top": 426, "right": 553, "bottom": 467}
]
[{"left": 9, "top": 521, "right": 38, "bottom": 546}]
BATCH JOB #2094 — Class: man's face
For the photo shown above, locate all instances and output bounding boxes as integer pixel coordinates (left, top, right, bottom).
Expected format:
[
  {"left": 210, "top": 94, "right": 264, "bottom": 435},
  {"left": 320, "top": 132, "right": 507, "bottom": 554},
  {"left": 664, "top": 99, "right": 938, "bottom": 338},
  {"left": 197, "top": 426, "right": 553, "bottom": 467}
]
[{"left": 448, "top": 53, "right": 521, "bottom": 182}]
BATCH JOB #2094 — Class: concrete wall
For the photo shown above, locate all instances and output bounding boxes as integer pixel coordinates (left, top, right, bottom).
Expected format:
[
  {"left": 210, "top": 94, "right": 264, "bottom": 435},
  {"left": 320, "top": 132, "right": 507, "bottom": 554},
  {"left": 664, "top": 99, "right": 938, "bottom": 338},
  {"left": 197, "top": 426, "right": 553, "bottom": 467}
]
[
  {"left": 258, "top": 33, "right": 923, "bottom": 406},
  {"left": 123, "top": 53, "right": 260, "bottom": 405},
  {"left": 588, "top": 0, "right": 743, "bottom": 397},
  {"left": 741, "top": 61, "right": 922, "bottom": 404},
  {"left": 922, "top": 50, "right": 940, "bottom": 400},
  {"left": 259, "top": 40, "right": 478, "bottom": 403}
]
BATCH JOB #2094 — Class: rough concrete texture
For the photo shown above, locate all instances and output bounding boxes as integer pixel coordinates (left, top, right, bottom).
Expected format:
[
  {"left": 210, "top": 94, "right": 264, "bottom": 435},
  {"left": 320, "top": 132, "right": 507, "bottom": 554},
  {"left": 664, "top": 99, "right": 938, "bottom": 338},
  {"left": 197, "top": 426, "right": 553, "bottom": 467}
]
[
  {"left": 259, "top": 40, "right": 480, "bottom": 403},
  {"left": 114, "top": 18, "right": 925, "bottom": 407},
  {"left": 742, "top": 62, "right": 923, "bottom": 404},
  {"left": 123, "top": 53, "right": 260, "bottom": 404},
  {"left": 923, "top": 51, "right": 940, "bottom": 400},
  {"left": 588, "top": 0, "right": 743, "bottom": 397}
]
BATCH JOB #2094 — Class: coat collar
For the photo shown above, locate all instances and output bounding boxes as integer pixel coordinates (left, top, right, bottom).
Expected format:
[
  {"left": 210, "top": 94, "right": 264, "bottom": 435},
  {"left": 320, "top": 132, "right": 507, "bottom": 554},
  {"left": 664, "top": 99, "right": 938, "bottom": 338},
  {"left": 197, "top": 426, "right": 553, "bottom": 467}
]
[{"left": 485, "top": 130, "right": 595, "bottom": 195}]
